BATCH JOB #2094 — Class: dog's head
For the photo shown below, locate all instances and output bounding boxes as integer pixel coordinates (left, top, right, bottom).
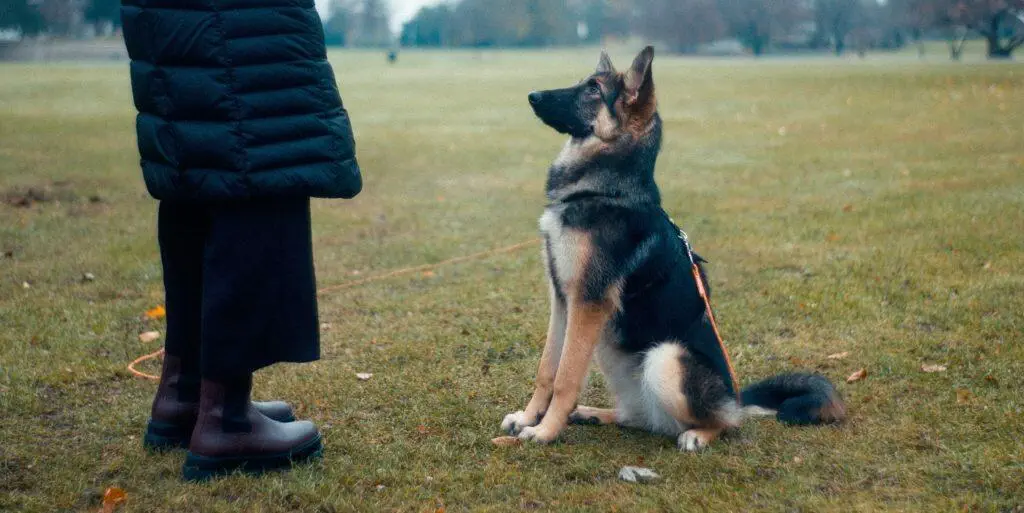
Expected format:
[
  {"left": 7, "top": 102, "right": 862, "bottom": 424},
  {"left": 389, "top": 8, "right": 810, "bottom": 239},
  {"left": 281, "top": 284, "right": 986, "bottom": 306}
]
[{"left": 528, "top": 46, "right": 657, "bottom": 142}]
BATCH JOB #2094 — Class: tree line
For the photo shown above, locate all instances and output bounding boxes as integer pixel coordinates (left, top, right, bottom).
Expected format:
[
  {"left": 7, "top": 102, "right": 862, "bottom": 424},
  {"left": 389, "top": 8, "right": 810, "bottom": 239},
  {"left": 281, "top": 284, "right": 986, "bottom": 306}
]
[
  {"left": 2, "top": 0, "right": 1021, "bottom": 59},
  {"left": 399, "top": 0, "right": 1024, "bottom": 59}
]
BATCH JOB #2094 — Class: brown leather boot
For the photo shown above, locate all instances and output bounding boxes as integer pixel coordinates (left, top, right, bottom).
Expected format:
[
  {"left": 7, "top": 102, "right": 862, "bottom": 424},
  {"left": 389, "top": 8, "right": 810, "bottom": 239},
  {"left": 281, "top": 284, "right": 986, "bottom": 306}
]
[
  {"left": 144, "top": 354, "right": 296, "bottom": 451},
  {"left": 182, "top": 375, "right": 322, "bottom": 481}
]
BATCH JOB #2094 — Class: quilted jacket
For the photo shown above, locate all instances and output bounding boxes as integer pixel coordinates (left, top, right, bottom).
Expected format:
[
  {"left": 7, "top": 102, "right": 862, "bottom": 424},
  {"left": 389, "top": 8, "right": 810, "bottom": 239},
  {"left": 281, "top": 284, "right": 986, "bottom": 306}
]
[{"left": 121, "top": 0, "right": 361, "bottom": 200}]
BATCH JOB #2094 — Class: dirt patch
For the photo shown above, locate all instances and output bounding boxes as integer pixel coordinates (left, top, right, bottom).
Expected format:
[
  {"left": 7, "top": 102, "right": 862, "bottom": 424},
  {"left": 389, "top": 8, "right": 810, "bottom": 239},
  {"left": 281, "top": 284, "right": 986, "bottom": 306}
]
[
  {"left": 0, "top": 452, "right": 34, "bottom": 492},
  {"left": 3, "top": 181, "right": 103, "bottom": 209}
]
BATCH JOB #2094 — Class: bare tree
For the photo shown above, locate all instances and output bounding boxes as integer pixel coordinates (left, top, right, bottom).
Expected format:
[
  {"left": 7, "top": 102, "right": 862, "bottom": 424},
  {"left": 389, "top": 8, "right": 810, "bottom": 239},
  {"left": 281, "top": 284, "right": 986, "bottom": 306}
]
[
  {"left": 0, "top": 0, "right": 46, "bottom": 34},
  {"left": 638, "top": 0, "right": 726, "bottom": 53},
  {"left": 718, "top": 0, "right": 806, "bottom": 55},
  {"left": 323, "top": 0, "right": 356, "bottom": 46},
  {"left": 358, "top": 0, "right": 391, "bottom": 47},
  {"left": 946, "top": 0, "right": 1024, "bottom": 58},
  {"left": 891, "top": 0, "right": 940, "bottom": 57},
  {"left": 813, "top": 0, "right": 864, "bottom": 55}
]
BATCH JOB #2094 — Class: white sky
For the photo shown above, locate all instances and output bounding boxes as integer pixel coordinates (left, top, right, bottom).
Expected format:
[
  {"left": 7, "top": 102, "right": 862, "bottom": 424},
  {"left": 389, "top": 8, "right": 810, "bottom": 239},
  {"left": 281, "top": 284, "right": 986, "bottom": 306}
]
[{"left": 315, "top": 0, "right": 445, "bottom": 33}]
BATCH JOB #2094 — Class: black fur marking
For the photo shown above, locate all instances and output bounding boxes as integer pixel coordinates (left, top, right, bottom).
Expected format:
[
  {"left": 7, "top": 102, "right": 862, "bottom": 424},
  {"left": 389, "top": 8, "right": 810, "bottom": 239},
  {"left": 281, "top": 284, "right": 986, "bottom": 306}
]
[
  {"left": 741, "top": 373, "right": 845, "bottom": 425},
  {"left": 568, "top": 413, "right": 603, "bottom": 425},
  {"left": 544, "top": 235, "right": 566, "bottom": 302},
  {"left": 529, "top": 84, "right": 598, "bottom": 139},
  {"left": 681, "top": 348, "right": 732, "bottom": 422}
]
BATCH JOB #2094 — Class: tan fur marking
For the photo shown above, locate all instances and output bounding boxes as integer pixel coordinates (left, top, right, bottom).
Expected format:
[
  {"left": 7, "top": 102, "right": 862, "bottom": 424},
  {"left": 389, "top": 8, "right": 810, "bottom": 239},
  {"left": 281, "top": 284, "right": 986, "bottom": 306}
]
[
  {"left": 563, "top": 230, "right": 592, "bottom": 294},
  {"left": 606, "top": 279, "right": 624, "bottom": 313},
  {"left": 571, "top": 406, "right": 617, "bottom": 425},
  {"left": 679, "top": 427, "right": 724, "bottom": 451},
  {"left": 816, "top": 396, "right": 847, "bottom": 424},
  {"left": 592, "top": 103, "right": 619, "bottom": 141},
  {"left": 626, "top": 91, "right": 657, "bottom": 137},
  {"left": 552, "top": 137, "right": 608, "bottom": 173},
  {"left": 520, "top": 279, "right": 567, "bottom": 424},
  {"left": 522, "top": 295, "right": 615, "bottom": 442}
]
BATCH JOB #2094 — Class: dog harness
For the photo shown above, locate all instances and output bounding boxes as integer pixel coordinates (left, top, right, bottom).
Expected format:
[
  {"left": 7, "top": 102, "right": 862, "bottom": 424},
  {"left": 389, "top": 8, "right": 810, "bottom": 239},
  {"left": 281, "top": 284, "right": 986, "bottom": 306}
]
[{"left": 667, "top": 214, "right": 741, "bottom": 400}]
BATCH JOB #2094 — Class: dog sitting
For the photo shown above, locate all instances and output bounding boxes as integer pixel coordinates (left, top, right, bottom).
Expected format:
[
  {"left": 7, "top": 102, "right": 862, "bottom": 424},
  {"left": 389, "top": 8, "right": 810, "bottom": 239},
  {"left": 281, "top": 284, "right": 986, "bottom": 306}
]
[{"left": 502, "top": 47, "right": 845, "bottom": 451}]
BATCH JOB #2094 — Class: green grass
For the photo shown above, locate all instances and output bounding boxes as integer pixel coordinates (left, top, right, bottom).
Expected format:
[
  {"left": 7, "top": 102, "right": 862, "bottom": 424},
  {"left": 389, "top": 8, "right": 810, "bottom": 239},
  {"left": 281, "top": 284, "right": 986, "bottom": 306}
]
[{"left": 1, "top": 48, "right": 1022, "bottom": 512}]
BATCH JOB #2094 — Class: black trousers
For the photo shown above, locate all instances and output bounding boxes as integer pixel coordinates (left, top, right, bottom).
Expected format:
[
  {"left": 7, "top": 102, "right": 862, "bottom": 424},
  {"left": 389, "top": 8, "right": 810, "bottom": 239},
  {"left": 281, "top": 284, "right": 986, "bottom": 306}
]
[{"left": 158, "top": 198, "right": 320, "bottom": 377}]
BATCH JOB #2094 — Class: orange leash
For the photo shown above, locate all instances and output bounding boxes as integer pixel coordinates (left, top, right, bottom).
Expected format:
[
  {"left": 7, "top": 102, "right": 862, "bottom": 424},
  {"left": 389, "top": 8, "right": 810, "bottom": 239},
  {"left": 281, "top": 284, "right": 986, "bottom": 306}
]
[
  {"left": 127, "top": 349, "right": 167, "bottom": 380},
  {"left": 128, "top": 238, "right": 541, "bottom": 380},
  {"left": 129, "top": 226, "right": 736, "bottom": 394},
  {"left": 691, "top": 263, "right": 740, "bottom": 399}
]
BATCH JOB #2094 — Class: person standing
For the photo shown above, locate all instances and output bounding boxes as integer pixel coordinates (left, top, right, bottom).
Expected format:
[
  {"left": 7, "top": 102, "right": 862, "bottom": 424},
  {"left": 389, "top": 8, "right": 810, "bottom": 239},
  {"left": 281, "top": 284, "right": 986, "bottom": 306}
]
[{"left": 120, "top": 0, "right": 361, "bottom": 481}]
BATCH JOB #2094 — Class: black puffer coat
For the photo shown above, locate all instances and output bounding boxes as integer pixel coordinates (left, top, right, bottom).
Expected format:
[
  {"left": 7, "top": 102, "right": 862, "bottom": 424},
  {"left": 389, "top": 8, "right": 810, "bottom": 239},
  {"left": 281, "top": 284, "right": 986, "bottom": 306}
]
[{"left": 121, "top": 0, "right": 361, "bottom": 200}]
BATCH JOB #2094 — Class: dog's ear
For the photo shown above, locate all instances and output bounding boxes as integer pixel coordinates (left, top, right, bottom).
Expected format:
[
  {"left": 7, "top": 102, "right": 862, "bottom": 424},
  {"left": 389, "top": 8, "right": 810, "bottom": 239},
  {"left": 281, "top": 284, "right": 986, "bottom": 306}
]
[
  {"left": 596, "top": 50, "right": 615, "bottom": 74},
  {"left": 624, "top": 46, "right": 654, "bottom": 107}
]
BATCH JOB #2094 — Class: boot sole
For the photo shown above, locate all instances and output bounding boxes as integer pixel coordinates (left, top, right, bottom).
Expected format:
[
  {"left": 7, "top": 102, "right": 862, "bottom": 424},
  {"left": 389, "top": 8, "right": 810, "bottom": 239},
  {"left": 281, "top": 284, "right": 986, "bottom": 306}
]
[
  {"left": 144, "top": 413, "right": 298, "bottom": 452},
  {"left": 181, "top": 434, "right": 323, "bottom": 481},
  {"left": 143, "top": 420, "right": 191, "bottom": 451}
]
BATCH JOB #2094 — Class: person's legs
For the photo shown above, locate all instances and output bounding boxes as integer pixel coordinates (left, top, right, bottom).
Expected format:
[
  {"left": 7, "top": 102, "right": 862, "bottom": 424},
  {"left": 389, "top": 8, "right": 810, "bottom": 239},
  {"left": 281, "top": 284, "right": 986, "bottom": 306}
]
[
  {"left": 200, "top": 197, "right": 320, "bottom": 375},
  {"left": 143, "top": 201, "right": 208, "bottom": 449},
  {"left": 183, "top": 197, "right": 322, "bottom": 480},
  {"left": 145, "top": 201, "right": 297, "bottom": 452}
]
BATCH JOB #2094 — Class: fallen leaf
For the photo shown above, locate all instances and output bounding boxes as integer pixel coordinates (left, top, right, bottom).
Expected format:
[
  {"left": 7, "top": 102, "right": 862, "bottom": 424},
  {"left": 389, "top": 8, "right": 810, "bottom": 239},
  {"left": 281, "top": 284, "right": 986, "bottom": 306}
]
[
  {"left": 320, "top": 323, "right": 332, "bottom": 331},
  {"left": 793, "top": 456, "right": 803, "bottom": 464},
  {"left": 82, "top": 272, "right": 96, "bottom": 282},
  {"left": 982, "top": 261, "right": 992, "bottom": 270},
  {"left": 416, "top": 424, "right": 429, "bottom": 435},
  {"left": 138, "top": 331, "right": 161, "bottom": 343},
  {"left": 826, "top": 233, "right": 840, "bottom": 242},
  {"left": 491, "top": 436, "right": 522, "bottom": 447},
  {"left": 956, "top": 389, "right": 972, "bottom": 405},
  {"left": 356, "top": 373, "right": 373, "bottom": 381},
  {"left": 846, "top": 368, "right": 868, "bottom": 383},
  {"left": 422, "top": 271, "right": 436, "bottom": 278},
  {"left": 101, "top": 487, "right": 126, "bottom": 513},
  {"left": 827, "top": 351, "right": 850, "bottom": 360},
  {"left": 921, "top": 364, "right": 947, "bottom": 373},
  {"left": 842, "top": 204, "right": 854, "bottom": 212},
  {"left": 144, "top": 305, "right": 166, "bottom": 320},
  {"left": 21, "top": 281, "right": 31, "bottom": 289}
]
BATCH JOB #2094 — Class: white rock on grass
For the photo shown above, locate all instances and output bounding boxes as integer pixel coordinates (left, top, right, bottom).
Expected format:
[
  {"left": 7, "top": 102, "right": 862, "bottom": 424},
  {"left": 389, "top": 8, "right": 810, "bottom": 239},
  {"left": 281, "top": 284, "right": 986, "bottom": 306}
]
[{"left": 618, "top": 466, "right": 661, "bottom": 484}]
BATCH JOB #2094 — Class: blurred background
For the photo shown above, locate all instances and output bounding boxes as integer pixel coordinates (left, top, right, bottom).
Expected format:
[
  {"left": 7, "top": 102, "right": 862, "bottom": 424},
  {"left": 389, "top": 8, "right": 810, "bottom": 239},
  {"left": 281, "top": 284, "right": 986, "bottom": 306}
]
[
  {"left": 2, "top": 1, "right": 1023, "bottom": 511},
  {"left": 2, "top": 0, "right": 1023, "bottom": 61}
]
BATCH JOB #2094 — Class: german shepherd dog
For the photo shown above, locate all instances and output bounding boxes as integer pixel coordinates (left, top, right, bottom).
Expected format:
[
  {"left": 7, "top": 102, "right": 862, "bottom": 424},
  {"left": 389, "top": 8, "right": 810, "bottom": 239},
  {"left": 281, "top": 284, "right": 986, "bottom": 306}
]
[{"left": 501, "top": 47, "right": 846, "bottom": 451}]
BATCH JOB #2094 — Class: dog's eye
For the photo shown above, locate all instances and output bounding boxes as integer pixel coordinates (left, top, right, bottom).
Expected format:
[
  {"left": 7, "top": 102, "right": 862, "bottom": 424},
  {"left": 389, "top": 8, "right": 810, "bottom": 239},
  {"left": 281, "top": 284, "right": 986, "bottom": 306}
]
[{"left": 586, "top": 84, "right": 601, "bottom": 97}]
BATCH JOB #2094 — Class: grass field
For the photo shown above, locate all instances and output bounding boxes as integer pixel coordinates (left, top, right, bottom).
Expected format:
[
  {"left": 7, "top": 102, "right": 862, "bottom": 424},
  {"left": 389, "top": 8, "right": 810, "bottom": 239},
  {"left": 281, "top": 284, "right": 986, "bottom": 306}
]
[{"left": 1, "top": 48, "right": 1023, "bottom": 512}]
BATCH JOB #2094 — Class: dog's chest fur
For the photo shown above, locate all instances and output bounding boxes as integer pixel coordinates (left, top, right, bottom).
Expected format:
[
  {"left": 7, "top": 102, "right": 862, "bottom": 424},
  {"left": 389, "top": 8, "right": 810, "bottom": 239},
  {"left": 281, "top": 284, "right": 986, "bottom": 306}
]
[{"left": 539, "top": 206, "right": 583, "bottom": 298}]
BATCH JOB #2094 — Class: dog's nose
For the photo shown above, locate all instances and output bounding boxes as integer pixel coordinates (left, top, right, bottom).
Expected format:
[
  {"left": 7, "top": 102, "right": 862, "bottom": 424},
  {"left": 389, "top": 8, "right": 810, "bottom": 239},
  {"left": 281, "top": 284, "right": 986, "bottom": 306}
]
[{"left": 528, "top": 91, "right": 543, "bottom": 105}]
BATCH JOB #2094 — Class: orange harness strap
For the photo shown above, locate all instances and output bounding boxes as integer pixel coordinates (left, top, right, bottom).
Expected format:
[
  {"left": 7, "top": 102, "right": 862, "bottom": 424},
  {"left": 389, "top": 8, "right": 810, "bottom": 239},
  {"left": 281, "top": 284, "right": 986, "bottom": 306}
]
[
  {"left": 669, "top": 211, "right": 740, "bottom": 400},
  {"left": 690, "top": 263, "right": 740, "bottom": 399}
]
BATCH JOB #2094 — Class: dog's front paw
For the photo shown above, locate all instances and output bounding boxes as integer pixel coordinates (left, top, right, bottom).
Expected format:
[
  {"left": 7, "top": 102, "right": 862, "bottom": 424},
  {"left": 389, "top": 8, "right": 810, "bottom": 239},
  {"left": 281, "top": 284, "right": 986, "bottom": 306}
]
[
  {"left": 501, "top": 411, "right": 537, "bottom": 435},
  {"left": 517, "top": 424, "right": 558, "bottom": 444},
  {"left": 677, "top": 429, "right": 710, "bottom": 452}
]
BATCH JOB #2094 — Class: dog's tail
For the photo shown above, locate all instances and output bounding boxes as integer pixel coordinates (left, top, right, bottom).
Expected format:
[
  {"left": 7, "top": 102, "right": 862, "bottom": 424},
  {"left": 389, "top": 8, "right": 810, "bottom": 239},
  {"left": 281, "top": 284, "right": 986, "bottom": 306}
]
[{"left": 740, "top": 373, "right": 846, "bottom": 425}]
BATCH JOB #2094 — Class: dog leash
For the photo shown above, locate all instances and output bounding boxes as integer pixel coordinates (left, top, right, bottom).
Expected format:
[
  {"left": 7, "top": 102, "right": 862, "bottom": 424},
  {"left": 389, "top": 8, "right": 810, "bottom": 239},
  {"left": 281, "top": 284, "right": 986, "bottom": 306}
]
[
  {"left": 127, "top": 238, "right": 542, "bottom": 380},
  {"left": 667, "top": 213, "right": 741, "bottom": 399}
]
